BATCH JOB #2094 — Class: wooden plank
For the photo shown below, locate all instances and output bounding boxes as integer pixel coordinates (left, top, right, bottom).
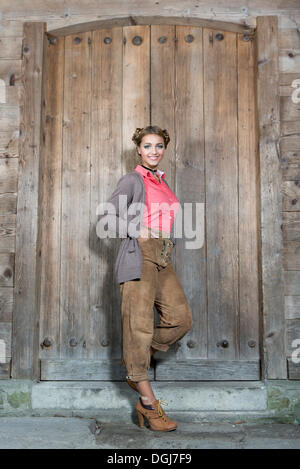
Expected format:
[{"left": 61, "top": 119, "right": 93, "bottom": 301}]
[
  {"left": 283, "top": 212, "right": 300, "bottom": 242},
  {"left": 282, "top": 181, "right": 300, "bottom": 211},
  {"left": 0, "top": 59, "right": 22, "bottom": 106},
  {"left": 287, "top": 359, "right": 300, "bottom": 379},
  {"left": 0, "top": 20, "right": 24, "bottom": 37},
  {"left": 203, "top": 28, "right": 239, "bottom": 360},
  {"left": 37, "top": 35, "right": 64, "bottom": 360},
  {"left": 0, "top": 37, "right": 22, "bottom": 59},
  {"left": 278, "top": 16, "right": 300, "bottom": 30},
  {"left": 123, "top": 24, "right": 150, "bottom": 165},
  {"left": 151, "top": 24, "right": 175, "bottom": 185},
  {"left": 279, "top": 49, "right": 300, "bottom": 74},
  {"left": 0, "top": 253, "right": 14, "bottom": 287},
  {"left": 237, "top": 33, "right": 260, "bottom": 360},
  {"left": 280, "top": 136, "right": 300, "bottom": 152},
  {"left": 0, "top": 193, "right": 16, "bottom": 216},
  {"left": 11, "top": 23, "right": 46, "bottom": 379},
  {"left": 47, "top": 16, "right": 254, "bottom": 38},
  {"left": 0, "top": 360, "right": 11, "bottom": 379},
  {"left": 279, "top": 29, "right": 300, "bottom": 49},
  {"left": 283, "top": 241, "right": 300, "bottom": 270},
  {"left": 90, "top": 27, "right": 123, "bottom": 359},
  {"left": 285, "top": 296, "right": 300, "bottom": 319},
  {"left": 281, "top": 96, "right": 300, "bottom": 121},
  {"left": 155, "top": 359, "right": 260, "bottom": 380},
  {"left": 0, "top": 105, "right": 20, "bottom": 132},
  {"left": 281, "top": 121, "right": 300, "bottom": 136},
  {"left": 60, "top": 32, "right": 91, "bottom": 359},
  {"left": 284, "top": 270, "right": 300, "bottom": 295},
  {"left": 0, "top": 131, "right": 20, "bottom": 158},
  {"left": 0, "top": 157, "right": 18, "bottom": 192},
  {"left": 0, "top": 322, "right": 11, "bottom": 359},
  {"left": 279, "top": 72, "right": 300, "bottom": 85},
  {"left": 120, "top": 24, "right": 150, "bottom": 365},
  {"left": 40, "top": 359, "right": 155, "bottom": 380},
  {"left": 281, "top": 151, "right": 300, "bottom": 181},
  {"left": 167, "top": 25, "right": 206, "bottom": 360},
  {"left": 0, "top": 214, "right": 16, "bottom": 252},
  {"left": 286, "top": 319, "right": 300, "bottom": 356},
  {"left": 0, "top": 286, "right": 14, "bottom": 322},
  {"left": 256, "top": 16, "right": 287, "bottom": 379},
  {"left": 150, "top": 23, "right": 176, "bottom": 361}
]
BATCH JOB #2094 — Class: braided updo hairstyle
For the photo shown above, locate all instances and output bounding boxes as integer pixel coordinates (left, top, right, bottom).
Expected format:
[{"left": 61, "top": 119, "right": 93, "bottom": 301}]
[{"left": 132, "top": 125, "right": 170, "bottom": 163}]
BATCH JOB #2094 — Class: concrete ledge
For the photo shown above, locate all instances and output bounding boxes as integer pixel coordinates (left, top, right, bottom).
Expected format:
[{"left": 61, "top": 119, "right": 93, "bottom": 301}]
[
  {"left": 0, "top": 379, "right": 300, "bottom": 424},
  {"left": 31, "top": 381, "right": 267, "bottom": 412}
]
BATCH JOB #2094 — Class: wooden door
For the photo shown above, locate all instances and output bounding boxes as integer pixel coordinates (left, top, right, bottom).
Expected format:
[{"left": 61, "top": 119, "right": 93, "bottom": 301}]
[{"left": 38, "top": 24, "right": 260, "bottom": 380}]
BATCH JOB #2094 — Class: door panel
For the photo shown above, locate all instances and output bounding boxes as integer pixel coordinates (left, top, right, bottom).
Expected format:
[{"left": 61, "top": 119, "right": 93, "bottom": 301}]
[{"left": 39, "top": 25, "right": 260, "bottom": 380}]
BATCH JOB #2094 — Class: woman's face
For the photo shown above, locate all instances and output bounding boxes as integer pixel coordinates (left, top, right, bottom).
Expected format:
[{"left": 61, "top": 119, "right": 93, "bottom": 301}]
[{"left": 138, "top": 134, "right": 165, "bottom": 169}]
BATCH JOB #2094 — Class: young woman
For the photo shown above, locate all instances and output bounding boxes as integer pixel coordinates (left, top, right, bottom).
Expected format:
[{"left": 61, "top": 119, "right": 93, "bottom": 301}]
[{"left": 101, "top": 125, "right": 193, "bottom": 431}]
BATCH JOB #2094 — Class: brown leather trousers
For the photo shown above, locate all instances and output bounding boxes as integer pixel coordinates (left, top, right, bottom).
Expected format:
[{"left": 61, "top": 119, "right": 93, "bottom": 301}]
[{"left": 120, "top": 236, "right": 193, "bottom": 382}]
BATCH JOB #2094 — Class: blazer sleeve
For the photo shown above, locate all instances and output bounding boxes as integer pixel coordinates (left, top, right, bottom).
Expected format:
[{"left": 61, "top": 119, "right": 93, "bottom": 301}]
[{"left": 97, "top": 174, "right": 135, "bottom": 239}]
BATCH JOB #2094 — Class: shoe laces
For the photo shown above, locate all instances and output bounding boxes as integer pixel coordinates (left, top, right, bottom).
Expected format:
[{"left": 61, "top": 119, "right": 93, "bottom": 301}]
[{"left": 157, "top": 398, "right": 168, "bottom": 417}]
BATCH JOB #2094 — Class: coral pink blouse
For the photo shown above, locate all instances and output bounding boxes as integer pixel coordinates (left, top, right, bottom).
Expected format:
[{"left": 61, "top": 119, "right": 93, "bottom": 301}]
[{"left": 134, "top": 164, "right": 180, "bottom": 234}]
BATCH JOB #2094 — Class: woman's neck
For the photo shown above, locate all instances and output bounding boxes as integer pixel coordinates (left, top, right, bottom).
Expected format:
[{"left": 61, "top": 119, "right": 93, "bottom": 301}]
[{"left": 140, "top": 163, "right": 158, "bottom": 173}]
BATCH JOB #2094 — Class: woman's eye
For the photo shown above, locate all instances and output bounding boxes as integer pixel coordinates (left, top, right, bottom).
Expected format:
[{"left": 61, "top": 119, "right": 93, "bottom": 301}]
[{"left": 144, "top": 145, "right": 163, "bottom": 148}]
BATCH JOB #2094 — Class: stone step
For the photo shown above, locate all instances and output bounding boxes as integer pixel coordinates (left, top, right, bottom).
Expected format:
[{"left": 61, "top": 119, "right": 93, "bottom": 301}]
[{"left": 1, "top": 379, "right": 300, "bottom": 424}]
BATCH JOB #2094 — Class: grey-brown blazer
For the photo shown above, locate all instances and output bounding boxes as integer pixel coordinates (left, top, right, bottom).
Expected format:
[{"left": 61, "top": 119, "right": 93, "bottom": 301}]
[{"left": 98, "top": 170, "right": 176, "bottom": 284}]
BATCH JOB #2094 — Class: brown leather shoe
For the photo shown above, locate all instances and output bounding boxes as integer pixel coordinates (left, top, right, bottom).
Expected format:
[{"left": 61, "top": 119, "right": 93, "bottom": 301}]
[{"left": 136, "top": 397, "right": 177, "bottom": 431}]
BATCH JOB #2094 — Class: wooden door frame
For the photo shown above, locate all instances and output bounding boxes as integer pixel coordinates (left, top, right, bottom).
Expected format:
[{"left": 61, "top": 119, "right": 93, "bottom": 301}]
[{"left": 10, "top": 16, "right": 286, "bottom": 380}]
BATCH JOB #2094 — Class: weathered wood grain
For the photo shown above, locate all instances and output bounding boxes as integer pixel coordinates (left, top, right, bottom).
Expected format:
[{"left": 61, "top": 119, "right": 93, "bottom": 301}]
[
  {"left": 282, "top": 180, "right": 300, "bottom": 211},
  {"left": 0, "top": 215, "right": 15, "bottom": 253},
  {"left": 47, "top": 16, "right": 254, "bottom": 38},
  {"left": 285, "top": 295, "right": 300, "bottom": 319},
  {"left": 0, "top": 131, "right": 20, "bottom": 158},
  {"left": 155, "top": 359, "right": 260, "bottom": 380},
  {"left": 0, "top": 157, "right": 18, "bottom": 192},
  {"left": 256, "top": 16, "right": 287, "bottom": 379},
  {"left": 90, "top": 27, "right": 123, "bottom": 360},
  {"left": 0, "top": 361, "right": 11, "bottom": 379},
  {"left": 237, "top": 33, "right": 260, "bottom": 360},
  {"left": 60, "top": 32, "right": 92, "bottom": 359},
  {"left": 204, "top": 28, "right": 239, "bottom": 361},
  {"left": 287, "top": 359, "right": 300, "bottom": 379},
  {"left": 11, "top": 23, "right": 46, "bottom": 379},
  {"left": 37, "top": 35, "right": 64, "bottom": 360},
  {"left": 170, "top": 25, "right": 206, "bottom": 360},
  {"left": 0, "top": 286, "right": 13, "bottom": 322},
  {"left": 0, "top": 253, "right": 14, "bottom": 287},
  {"left": 40, "top": 358, "right": 155, "bottom": 380},
  {"left": 0, "top": 37, "right": 22, "bottom": 59}
]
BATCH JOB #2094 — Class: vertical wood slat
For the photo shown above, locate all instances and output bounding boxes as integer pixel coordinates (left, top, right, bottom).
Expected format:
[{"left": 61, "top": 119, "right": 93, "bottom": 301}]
[
  {"left": 90, "top": 27, "right": 123, "bottom": 359},
  {"left": 204, "top": 29, "right": 239, "bottom": 360},
  {"left": 173, "top": 25, "right": 207, "bottom": 360},
  {"left": 60, "top": 32, "right": 92, "bottom": 358},
  {"left": 122, "top": 24, "right": 150, "bottom": 172},
  {"left": 150, "top": 25, "right": 176, "bottom": 187},
  {"left": 11, "top": 23, "right": 46, "bottom": 379},
  {"left": 150, "top": 24, "right": 177, "bottom": 359},
  {"left": 237, "top": 33, "right": 260, "bottom": 360},
  {"left": 256, "top": 16, "right": 287, "bottom": 378},
  {"left": 38, "top": 35, "right": 64, "bottom": 359},
  {"left": 121, "top": 24, "right": 150, "bottom": 365}
]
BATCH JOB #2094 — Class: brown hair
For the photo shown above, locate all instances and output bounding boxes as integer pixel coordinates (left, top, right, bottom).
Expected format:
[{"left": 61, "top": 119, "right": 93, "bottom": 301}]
[{"left": 132, "top": 125, "right": 170, "bottom": 161}]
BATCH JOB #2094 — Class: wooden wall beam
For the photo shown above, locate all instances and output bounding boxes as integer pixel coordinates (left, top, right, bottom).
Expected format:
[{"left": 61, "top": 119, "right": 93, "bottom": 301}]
[
  {"left": 11, "top": 22, "right": 46, "bottom": 379},
  {"left": 47, "top": 16, "right": 255, "bottom": 38},
  {"left": 256, "top": 16, "right": 287, "bottom": 379}
]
